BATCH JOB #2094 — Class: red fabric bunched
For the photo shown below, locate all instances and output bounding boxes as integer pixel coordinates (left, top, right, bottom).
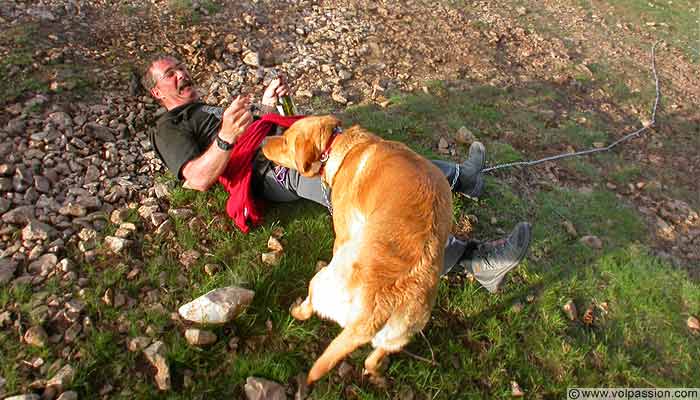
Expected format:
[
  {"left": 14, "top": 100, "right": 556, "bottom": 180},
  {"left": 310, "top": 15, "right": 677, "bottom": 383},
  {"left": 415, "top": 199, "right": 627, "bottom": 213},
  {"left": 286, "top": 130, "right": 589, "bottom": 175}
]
[{"left": 217, "top": 113, "right": 306, "bottom": 233}]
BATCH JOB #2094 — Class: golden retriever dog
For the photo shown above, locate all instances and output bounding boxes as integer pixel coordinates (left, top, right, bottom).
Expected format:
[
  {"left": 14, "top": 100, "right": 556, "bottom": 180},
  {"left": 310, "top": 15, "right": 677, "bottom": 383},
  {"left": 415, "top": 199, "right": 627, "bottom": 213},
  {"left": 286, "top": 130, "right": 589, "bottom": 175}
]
[{"left": 262, "top": 116, "right": 452, "bottom": 385}]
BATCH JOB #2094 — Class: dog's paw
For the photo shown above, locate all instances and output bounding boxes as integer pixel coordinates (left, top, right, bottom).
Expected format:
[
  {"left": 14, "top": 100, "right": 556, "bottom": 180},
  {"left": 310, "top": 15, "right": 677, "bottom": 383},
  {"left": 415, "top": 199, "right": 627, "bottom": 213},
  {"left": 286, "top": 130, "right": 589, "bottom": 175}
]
[
  {"left": 290, "top": 297, "right": 312, "bottom": 320},
  {"left": 362, "top": 370, "right": 388, "bottom": 388}
]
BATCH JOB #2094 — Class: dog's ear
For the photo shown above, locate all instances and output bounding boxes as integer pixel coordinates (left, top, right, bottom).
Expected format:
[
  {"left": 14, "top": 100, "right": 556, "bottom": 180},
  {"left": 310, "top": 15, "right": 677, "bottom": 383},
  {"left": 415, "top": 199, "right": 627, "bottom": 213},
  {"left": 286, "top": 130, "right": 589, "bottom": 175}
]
[
  {"left": 261, "top": 136, "right": 283, "bottom": 162},
  {"left": 294, "top": 115, "right": 341, "bottom": 177},
  {"left": 294, "top": 133, "right": 321, "bottom": 176},
  {"left": 316, "top": 115, "right": 341, "bottom": 149}
]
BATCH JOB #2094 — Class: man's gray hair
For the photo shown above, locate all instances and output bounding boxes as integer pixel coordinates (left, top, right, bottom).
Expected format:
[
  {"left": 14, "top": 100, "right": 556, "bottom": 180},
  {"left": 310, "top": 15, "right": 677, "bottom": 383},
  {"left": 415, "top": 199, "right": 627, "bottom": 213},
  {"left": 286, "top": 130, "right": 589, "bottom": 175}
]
[{"left": 142, "top": 54, "right": 180, "bottom": 91}]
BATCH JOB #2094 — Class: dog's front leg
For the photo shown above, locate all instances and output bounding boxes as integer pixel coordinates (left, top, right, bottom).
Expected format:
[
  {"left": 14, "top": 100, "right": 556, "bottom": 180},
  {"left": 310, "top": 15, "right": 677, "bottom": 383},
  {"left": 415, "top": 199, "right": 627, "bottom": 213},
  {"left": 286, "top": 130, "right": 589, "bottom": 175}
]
[{"left": 290, "top": 296, "right": 314, "bottom": 321}]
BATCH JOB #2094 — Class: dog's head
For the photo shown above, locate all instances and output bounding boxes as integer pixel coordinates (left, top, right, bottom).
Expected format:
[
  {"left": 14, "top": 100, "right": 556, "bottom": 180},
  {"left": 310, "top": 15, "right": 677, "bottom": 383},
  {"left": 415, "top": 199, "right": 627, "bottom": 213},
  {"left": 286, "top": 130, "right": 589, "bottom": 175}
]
[{"left": 262, "top": 115, "right": 341, "bottom": 177}]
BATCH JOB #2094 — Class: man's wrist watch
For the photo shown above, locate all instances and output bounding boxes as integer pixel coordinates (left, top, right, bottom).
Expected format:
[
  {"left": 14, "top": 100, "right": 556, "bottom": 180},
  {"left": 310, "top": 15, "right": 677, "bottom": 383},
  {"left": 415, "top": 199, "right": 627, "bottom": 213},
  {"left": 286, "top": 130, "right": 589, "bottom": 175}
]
[{"left": 216, "top": 135, "right": 234, "bottom": 151}]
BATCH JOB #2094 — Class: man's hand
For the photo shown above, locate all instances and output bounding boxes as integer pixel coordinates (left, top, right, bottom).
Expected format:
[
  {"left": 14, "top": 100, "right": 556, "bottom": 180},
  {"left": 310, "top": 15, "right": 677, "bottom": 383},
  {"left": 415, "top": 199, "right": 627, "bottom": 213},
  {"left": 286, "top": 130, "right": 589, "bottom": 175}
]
[
  {"left": 219, "top": 95, "right": 253, "bottom": 143},
  {"left": 262, "top": 77, "right": 291, "bottom": 107}
]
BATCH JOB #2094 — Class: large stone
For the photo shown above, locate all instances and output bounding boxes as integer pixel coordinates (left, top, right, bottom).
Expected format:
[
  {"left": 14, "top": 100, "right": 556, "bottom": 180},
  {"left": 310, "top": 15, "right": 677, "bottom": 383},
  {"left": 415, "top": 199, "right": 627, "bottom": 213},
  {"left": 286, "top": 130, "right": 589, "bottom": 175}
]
[
  {"left": 138, "top": 205, "right": 159, "bottom": 220},
  {"left": 0, "top": 258, "right": 18, "bottom": 285},
  {"left": 2, "top": 205, "right": 35, "bottom": 224},
  {"left": 22, "top": 220, "right": 56, "bottom": 241},
  {"left": 33, "top": 176, "right": 51, "bottom": 193},
  {"left": 59, "top": 203, "right": 87, "bottom": 217},
  {"left": 242, "top": 50, "right": 260, "bottom": 67},
  {"left": 48, "top": 111, "right": 73, "bottom": 129},
  {"left": 56, "top": 391, "right": 78, "bottom": 400},
  {"left": 4, "top": 395, "right": 40, "bottom": 400},
  {"left": 24, "top": 326, "right": 48, "bottom": 347},
  {"left": 143, "top": 341, "right": 171, "bottom": 391},
  {"left": 27, "top": 254, "right": 58, "bottom": 275},
  {"left": 244, "top": 377, "right": 286, "bottom": 400},
  {"left": 178, "top": 286, "right": 255, "bottom": 324},
  {"left": 83, "top": 122, "right": 116, "bottom": 142},
  {"left": 46, "top": 364, "right": 75, "bottom": 392},
  {"left": 184, "top": 328, "right": 218, "bottom": 346},
  {"left": 110, "top": 208, "right": 131, "bottom": 224},
  {"left": 168, "top": 208, "right": 194, "bottom": 219},
  {"left": 104, "top": 236, "right": 131, "bottom": 253}
]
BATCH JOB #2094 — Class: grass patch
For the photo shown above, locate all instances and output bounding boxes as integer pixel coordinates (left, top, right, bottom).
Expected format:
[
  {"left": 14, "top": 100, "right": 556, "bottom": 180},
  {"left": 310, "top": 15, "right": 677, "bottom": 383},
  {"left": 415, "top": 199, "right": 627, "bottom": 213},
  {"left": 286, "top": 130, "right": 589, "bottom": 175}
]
[
  {"left": 167, "top": 0, "right": 220, "bottom": 24},
  {"left": 588, "top": 0, "right": 700, "bottom": 62},
  {"left": 2, "top": 76, "right": 698, "bottom": 398}
]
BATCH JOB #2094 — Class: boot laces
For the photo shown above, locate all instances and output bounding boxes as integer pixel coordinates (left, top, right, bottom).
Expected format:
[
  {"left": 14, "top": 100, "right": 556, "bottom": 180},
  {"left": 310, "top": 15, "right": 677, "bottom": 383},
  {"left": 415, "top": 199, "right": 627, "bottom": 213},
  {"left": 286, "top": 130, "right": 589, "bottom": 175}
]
[{"left": 477, "top": 238, "right": 507, "bottom": 271}]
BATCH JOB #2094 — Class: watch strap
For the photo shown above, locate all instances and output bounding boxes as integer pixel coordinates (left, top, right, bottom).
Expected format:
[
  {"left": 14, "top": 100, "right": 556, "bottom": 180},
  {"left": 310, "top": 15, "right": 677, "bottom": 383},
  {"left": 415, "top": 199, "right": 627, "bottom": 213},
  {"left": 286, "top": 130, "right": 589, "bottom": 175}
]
[{"left": 216, "top": 135, "right": 234, "bottom": 151}]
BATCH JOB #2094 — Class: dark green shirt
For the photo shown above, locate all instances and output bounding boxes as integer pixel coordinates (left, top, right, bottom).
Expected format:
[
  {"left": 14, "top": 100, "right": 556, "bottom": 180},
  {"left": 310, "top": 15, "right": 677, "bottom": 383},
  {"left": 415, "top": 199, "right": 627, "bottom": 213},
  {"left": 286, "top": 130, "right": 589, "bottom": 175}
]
[{"left": 151, "top": 102, "right": 225, "bottom": 180}]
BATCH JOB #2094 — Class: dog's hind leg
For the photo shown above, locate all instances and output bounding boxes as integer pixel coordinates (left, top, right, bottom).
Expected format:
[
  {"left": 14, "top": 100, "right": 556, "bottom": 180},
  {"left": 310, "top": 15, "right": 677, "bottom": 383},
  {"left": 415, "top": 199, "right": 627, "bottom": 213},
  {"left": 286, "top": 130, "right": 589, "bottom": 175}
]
[
  {"left": 307, "top": 326, "right": 372, "bottom": 385},
  {"left": 363, "top": 347, "right": 390, "bottom": 377}
]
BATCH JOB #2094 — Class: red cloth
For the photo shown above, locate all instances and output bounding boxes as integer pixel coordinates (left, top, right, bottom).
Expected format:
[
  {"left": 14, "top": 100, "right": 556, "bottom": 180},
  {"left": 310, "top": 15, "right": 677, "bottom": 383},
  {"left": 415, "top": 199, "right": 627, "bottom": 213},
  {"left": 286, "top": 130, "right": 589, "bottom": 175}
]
[{"left": 218, "top": 113, "right": 306, "bottom": 233}]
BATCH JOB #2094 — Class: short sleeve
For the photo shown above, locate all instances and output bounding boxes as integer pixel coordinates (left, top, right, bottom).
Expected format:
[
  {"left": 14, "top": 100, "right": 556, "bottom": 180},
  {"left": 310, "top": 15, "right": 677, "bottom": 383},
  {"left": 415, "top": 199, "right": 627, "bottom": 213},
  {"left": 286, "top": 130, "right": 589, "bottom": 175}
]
[{"left": 152, "top": 119, "right": 202, "bottom": 180}]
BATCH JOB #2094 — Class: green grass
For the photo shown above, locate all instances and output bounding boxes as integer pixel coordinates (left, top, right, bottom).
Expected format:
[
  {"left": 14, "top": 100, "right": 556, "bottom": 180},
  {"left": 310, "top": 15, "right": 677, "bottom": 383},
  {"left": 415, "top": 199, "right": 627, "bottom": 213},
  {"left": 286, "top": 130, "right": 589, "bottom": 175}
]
[
  {"left": 167, "top": 0, "right": 220, "bottom": 24},
  {"left": 590, "top": 0, "right": 700, "bottom": 62},
  {"left": 2, "top": 34, "right": 699, "bottom": 398}
]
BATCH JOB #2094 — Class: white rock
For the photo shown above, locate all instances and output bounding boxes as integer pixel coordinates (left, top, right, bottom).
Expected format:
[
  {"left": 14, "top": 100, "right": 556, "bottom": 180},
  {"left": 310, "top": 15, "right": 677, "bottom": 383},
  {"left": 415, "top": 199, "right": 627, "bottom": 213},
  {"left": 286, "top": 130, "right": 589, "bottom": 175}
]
[
  {"left": 178, "top": 286, "right": 255, "bottom": 324},
  {"left": 143, "top": 341, "right": 171, "bottom": 391},
  {"left": 185, "top": 328, "right": 218, "bottom": 346},
  {"left": 104, "top": 236, "right": 131, "bottom": 253}
]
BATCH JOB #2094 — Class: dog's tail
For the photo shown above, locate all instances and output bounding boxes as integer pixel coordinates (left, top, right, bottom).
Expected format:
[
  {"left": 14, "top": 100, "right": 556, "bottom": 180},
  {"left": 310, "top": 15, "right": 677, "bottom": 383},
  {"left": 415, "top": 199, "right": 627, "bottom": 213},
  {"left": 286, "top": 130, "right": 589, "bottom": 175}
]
[{"left": 306, "top": 324, "right": 373, "bottom": 384}]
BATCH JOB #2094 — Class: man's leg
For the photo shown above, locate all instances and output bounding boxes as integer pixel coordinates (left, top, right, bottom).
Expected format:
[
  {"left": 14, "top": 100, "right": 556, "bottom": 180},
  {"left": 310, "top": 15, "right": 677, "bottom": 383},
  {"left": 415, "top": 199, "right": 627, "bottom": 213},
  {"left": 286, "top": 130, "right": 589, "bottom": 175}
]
[
  {"left": 432, "top": 142, "right": 486, "bottom": 198},
  {"left": 259, "top": 165, "right": 331, "bottom": 209},
  {"left": 442, "top": 222, "right": 532, "bottom": 293}
]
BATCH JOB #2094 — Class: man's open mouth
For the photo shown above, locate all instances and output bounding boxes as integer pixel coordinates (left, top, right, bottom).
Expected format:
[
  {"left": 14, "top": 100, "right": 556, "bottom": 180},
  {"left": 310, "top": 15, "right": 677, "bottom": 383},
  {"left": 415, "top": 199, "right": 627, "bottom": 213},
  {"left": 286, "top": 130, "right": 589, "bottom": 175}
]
[{"left": 178, "top": 81, "right": 193, "bottom": 93}]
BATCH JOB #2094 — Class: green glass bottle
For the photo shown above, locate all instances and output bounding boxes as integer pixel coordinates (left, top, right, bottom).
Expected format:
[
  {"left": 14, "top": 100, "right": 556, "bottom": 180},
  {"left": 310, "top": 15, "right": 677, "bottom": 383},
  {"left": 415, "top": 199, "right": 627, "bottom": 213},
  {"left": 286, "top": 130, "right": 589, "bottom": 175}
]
[{"left": 277, "top": 94, "right": 297, "bottom": 116}]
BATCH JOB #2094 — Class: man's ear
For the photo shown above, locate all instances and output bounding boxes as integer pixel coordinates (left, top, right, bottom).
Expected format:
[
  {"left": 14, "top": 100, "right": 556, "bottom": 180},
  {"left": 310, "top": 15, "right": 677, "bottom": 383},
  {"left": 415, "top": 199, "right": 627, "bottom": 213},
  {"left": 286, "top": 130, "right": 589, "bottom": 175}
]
[
  {"left": 150, "top": 87, "right": 162, "bottom": 100},
  {"left": 294, "top": 134, "right": 321, "bottom": 177}
]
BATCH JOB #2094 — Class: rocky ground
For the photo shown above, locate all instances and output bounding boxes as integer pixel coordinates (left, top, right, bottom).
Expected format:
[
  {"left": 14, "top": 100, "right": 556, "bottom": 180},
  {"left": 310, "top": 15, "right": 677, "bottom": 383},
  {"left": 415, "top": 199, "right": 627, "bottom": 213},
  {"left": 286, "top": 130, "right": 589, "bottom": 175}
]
[{"left": 0, "top": 0, "right": 698, "bottom": 398}]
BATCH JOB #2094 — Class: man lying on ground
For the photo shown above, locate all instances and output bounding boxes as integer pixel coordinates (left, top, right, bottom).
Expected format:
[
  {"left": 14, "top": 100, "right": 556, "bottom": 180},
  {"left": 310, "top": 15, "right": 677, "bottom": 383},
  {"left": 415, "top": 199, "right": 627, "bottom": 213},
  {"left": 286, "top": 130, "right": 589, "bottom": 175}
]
[{"left": 142, "top": 54, "right": 532, "bottom": 292}]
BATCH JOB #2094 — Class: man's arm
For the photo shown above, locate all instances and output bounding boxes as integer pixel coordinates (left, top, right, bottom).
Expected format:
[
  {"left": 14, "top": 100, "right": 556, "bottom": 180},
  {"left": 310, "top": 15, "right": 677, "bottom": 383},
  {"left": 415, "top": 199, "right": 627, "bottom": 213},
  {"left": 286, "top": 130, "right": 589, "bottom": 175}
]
[{"left": 182, "top": 96, "right": 252, "bottom": 191}]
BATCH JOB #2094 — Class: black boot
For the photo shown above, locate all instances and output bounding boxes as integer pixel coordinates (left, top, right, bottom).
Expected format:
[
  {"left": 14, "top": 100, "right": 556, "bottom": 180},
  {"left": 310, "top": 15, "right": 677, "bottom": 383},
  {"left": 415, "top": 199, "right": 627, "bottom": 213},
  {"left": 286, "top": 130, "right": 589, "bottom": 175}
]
[
  {"left": 459, "top": 222, "right": 532, "bottom": 293},
  {"left": 456, "top": 142, "right": 486, "bottom": 199}
]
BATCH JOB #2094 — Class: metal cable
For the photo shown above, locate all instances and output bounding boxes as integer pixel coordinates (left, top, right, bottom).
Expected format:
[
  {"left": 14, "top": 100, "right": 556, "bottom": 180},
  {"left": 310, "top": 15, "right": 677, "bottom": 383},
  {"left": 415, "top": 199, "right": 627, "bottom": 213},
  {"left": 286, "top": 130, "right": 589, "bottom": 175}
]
[{"left": 482, "top": 42, "right": 661, "bottom": 174}]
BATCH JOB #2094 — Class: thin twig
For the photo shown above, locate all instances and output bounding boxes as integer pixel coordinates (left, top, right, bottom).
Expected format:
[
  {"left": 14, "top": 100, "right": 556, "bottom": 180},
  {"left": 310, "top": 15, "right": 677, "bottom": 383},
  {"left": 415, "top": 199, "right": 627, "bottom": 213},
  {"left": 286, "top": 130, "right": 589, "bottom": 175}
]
[
  {"left": 483, "top": 41, "right": 661, "bottom": 173},
  {"left": 401, "top": 349, "right": 438, "bottom": 366},
  {"left": 400, "top": 330, "right": 438, "bottom": 366}
]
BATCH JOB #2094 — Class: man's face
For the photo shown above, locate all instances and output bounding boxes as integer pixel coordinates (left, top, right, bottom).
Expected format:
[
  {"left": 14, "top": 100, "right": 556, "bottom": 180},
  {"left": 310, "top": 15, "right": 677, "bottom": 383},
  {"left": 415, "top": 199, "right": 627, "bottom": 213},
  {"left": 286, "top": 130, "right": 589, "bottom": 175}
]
[{"left": 149, "top": 58, "right": 199, "bottom": 110}]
